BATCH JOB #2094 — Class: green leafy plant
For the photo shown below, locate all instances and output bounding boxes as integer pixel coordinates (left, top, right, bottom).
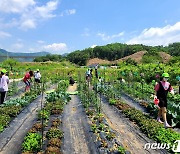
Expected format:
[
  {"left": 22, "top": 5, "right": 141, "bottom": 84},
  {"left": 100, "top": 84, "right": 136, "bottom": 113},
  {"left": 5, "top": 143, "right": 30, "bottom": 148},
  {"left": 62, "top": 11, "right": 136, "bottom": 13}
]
[
  {"left": 22, "top": 133, "right": 42, "bottom": 152},
  {"left": 109, "top": 98, "right": 117, "bottom": 105},
  {"left": 118, "top": 146, "right": 126, "bottom": 154},
  {"left": 38, "top": 109, "right": 50, "bottom": 120},
  {"left": 46, "top": 128, "right": 63, "bottom": 140}
]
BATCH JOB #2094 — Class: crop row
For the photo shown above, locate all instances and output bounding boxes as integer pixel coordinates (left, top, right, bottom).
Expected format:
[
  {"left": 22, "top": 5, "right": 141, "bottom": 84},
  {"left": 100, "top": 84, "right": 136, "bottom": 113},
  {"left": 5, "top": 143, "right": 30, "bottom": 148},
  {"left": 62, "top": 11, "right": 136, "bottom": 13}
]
[
  {"left": 21, "top": 80, "right": 70, "bottom": 154},
  {"left": 96, "top": 81, "right": 180, "bottom": 128},
  {"left": 0, "top": 87, "right": 41, "bottom": 133},
  {"left": 100, "top": 85, "right": 180, "bottom": 153},
  {"left": 78, "top": 83, "right": 128, "bottom": 154}
]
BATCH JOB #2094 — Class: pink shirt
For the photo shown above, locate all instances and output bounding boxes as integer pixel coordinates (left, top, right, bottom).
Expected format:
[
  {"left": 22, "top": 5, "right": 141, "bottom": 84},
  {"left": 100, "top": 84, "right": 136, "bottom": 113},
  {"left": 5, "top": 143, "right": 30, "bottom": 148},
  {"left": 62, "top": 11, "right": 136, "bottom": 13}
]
[{"left": 154, "top": 81, "right": 173, "bottom": 92}]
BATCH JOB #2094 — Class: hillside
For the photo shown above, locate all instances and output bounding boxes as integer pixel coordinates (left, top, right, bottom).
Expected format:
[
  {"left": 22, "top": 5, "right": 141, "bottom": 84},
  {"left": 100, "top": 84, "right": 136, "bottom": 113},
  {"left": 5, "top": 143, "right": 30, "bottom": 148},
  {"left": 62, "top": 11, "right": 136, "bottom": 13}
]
[
  {"left": 87, "top": 51, "right": 172, "bottom": 66},
  {"left": 115, "top": 51, "right": 147, "bottom": 63},
  {"left": 0, "top": 49, "right": 49, "bottom": 62},
  {"left": 159, "top": 52, "right": 172, "bottom": 63},
  {"left": 87, "top": 58, "right": 111, "bottom": 66}
]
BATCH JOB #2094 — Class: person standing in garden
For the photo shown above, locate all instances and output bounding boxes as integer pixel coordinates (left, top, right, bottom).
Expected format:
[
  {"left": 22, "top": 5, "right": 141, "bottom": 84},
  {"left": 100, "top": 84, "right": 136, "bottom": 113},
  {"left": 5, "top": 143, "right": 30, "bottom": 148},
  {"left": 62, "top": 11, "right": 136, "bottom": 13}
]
[
  {"left": 154, "top": 73, "right": 174, "bottom": 128},
  {"left": 95, "top": 67, "right": 98, "bottom": 79},
  {"left": 34, "top": 69, "right": 41, "bottom": 83},
  {"left": 0, "top": 69, "right": 9, "bottom": 105},
  {"left": 23, "top": 70, "right": 33, "bottom": 92},
  {"left": 86, "top": 68, "right": 91, "bottom": 80},
  {"left": 69, "top": 76, "right": 75, "bottom": 86}
]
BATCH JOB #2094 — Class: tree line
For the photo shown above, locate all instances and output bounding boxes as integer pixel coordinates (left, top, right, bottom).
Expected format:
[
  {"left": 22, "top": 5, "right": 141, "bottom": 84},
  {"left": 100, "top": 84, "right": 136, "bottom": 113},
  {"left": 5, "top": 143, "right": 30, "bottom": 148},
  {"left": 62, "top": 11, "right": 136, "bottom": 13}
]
[{"left": 33, "top": 42, "right": 180, "bottom": 65}]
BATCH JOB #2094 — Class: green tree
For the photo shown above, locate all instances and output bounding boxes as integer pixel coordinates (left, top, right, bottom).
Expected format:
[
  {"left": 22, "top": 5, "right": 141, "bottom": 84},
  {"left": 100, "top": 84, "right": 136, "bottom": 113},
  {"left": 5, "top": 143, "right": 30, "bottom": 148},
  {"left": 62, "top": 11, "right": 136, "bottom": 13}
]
[{"left": 2, "top": 58, "right": 19, "bottom": 71}]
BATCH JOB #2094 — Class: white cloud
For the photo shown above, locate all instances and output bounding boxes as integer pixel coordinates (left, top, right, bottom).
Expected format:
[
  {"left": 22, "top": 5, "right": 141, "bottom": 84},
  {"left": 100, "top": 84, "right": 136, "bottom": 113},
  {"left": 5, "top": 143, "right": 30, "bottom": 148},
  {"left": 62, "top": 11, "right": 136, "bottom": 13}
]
[
  {"left": 0, "top": 18, "right": 18, "bottom": 28},
  {"left": 60, "top": 9, "right": 76, "bottom": 16},
  {"left": 66, "top": 9, "right": 76, "bottom": 15},
  {"left": 34, "top": 1, "right": 58, "bottom": 18},
  {"left": 97, "top": 32, "right": 124, "bottom": 41},
  {"left": 20, "top": 19, "right": 36, "bottom": 30},
  {"left": 127, "top": 22, "right": 180, "bottom": 46},
  {"left": 0, "top": 31, "right": 12, "bottom": 38},
  {"left": 37, "top": 40, "right": 45, "bottom": 44},
  {"left": 91, "top": 45, "right": 97, "bottom": 48},
  {"left": 19, "top": 1, "right": 58, "bottom": 30},
  {"left": 0, "top": 0, "right": 35, "bottom": 13},
  {"left": 0, "top": 0, "right": 59, "bottom": 30},
  {"left": 43, "top": 43, "right": 67, "bottom": 53}
]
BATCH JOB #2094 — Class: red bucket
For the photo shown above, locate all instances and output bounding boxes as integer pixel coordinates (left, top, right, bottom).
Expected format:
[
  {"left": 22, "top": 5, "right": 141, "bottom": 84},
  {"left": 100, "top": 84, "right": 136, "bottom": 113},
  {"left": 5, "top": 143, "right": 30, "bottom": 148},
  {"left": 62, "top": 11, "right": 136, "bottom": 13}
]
[{"left": 154, "top": 98, "right": 159, "bottom": 105}]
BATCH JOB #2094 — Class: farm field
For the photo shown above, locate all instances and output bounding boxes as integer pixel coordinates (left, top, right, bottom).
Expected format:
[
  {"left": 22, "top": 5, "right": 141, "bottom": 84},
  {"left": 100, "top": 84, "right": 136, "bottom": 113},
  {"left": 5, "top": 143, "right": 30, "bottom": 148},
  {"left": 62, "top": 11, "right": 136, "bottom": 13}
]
[
  {"left": 1, "top": 0, "right": 180, "bottom": 153},
  {"left": 0, "top": 61, "right": 179, "bottom": 154}
]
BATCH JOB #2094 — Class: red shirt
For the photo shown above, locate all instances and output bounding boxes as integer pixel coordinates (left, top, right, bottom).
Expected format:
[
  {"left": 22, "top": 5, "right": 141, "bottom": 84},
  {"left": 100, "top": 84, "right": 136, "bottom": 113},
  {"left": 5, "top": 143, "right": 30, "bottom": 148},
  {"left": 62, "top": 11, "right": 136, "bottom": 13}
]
[
  {"left": 23, "top": 73, "right": 31, "bottom": 82},
  {"left": 154, "top": 81, "right": 173, "bottom": 92}
]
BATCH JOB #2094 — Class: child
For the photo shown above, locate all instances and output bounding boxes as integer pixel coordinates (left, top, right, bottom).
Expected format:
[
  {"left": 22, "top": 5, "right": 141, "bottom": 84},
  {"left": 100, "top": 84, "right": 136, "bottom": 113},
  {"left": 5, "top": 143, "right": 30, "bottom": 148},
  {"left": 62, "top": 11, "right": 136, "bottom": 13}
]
[{"left": 23, "top": 71, "right": 33, "bottom": 92}]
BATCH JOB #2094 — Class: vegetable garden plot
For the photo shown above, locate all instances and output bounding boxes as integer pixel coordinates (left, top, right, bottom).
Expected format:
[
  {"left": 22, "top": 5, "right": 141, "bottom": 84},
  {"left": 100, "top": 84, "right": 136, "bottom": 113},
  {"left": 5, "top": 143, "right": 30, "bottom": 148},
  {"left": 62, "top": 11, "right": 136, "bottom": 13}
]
[
  {"left": 98, "top": 86, "right": 180, "bottom": 153},
  {"left": 6, "top": 80, "right": 25, "bottom": 100},
  {"left": 0, "top": 84, "right": 57, "bottom": 153},
  {"left": 87, "top": 76, "right": 179, "bottom": 153},
  {"left": 100, "top": 81, "right": 180, "bottom": 129},
  {"left": 21, "top": 80, "right": 70, "bottom": 154},
  {"left": 78, "top": 82, "right": 130, "bottom": 154},
  {"left": 100, "top": 96, "right": 167, "bottom": 154}
]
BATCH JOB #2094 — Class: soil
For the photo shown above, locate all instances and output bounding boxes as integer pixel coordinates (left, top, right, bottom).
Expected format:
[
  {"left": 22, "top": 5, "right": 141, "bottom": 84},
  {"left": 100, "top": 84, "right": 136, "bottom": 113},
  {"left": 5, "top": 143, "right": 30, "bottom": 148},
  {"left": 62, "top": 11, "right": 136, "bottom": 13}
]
[
  {"left": 87, "top": 58, "right": 111, "bottom": 66},
  {"left": 159, "top": 52, "right": 172, "bottom": 63},
  {"left": 62, "top": 84, "right": 97, "bottom": 154},
  {"left": 115, "top": 51, "right": 147, "bottom": 63},
  {"left": 121, "top": 93, "right": 149, "bottom": 114}
]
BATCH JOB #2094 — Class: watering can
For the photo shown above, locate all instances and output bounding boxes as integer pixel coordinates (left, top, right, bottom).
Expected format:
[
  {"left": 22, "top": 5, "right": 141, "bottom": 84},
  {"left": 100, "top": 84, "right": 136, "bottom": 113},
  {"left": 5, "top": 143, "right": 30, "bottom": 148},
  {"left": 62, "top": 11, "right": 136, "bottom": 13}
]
[{"left": 154, "top": 98, "right": 159, "bottom": 105}]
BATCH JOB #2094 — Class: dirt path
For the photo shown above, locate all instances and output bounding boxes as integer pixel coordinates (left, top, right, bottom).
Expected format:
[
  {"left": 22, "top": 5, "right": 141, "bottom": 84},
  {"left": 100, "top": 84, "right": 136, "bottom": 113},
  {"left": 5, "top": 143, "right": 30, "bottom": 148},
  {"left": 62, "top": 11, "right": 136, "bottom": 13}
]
[
  {"left": 62, "top": 84, "right": 97, "bottom": 154},
  {"left": 121, "top": 93, "right": 149, "bottom": 114},
  {"left": 101, "top": 96, "right": 168, "bottom": 154},
  {"left": 0, "top": 84, "right": 57, "bottom": 154}
]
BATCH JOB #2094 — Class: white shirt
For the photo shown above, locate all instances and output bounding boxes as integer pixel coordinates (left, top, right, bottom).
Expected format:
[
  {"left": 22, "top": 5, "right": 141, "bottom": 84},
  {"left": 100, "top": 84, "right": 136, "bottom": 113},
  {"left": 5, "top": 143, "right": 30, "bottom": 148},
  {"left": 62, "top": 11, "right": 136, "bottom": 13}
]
[
  {"left": 34, "top": 72, "right": 41, "bottom": 80},
  {"left": 0, "top": 75, "right": 9, "bottom": 92}
]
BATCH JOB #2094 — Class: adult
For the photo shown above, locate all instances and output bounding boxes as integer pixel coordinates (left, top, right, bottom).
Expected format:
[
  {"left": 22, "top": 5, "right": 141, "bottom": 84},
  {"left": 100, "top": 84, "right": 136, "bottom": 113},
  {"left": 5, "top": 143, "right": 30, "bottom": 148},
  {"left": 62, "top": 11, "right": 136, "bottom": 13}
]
[
  {"left": 90, "top": 68, "right": 93, "bottom": 78},
  {"left": 95, "top": 68, "right": 98, "bottom": 79},
  {"left": 34, "top": 69, "right": 41, "bottom": 83},
  {"left": 69, "top": 76, "right": 75, "bottom": 86},
  {"left": 0, "top": 69, "right": 9, "bottom": 105},
  {"left": 154, "top": 73, "right": 174, "bottom": 128},
  {"left": 23, "top": 70, "right": 33, "bottom": 92},
  {"left": 86, "top": 68, "right": 91, "bottom": 80}
]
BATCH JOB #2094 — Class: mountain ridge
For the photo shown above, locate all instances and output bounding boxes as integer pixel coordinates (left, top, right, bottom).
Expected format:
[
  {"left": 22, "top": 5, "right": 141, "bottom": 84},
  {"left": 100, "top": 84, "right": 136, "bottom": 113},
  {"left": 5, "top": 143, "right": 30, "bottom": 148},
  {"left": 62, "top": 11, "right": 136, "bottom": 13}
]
[{"left": 0, "top": 48, "right": 49, "bottom": 62}]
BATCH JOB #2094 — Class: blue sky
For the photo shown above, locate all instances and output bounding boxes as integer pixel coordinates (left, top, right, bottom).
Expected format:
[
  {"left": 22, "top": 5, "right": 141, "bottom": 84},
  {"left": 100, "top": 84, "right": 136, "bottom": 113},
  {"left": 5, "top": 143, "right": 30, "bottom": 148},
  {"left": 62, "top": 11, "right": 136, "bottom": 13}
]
[{"left": 0, "top": 0, "right": 180, "bottom": 54}]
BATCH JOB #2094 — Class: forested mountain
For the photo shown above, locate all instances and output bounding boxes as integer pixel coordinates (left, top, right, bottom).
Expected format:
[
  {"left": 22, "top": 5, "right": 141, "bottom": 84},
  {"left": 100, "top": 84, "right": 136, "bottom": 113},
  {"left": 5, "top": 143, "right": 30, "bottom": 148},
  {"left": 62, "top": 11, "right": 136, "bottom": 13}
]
[
  {"left": 32, "top": 42, "right": 180, "bottom": 65},
  {"left": 66, "top": 42, "right": 180, "bottom": 65}
]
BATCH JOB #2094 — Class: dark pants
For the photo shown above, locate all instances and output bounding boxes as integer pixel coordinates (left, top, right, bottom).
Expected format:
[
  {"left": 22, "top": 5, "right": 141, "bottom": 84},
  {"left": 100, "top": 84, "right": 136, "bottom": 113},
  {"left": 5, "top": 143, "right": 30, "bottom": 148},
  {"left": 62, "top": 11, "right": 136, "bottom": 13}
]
[{"left": 0, "top": 91, "right": 7, "bottom": 105}]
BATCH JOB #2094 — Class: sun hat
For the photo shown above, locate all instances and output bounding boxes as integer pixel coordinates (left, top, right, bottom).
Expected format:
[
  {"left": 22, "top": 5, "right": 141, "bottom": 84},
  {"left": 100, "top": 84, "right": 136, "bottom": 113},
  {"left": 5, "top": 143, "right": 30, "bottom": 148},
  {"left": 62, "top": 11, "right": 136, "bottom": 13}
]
[
  {"left": 162, "top": 73, "right": 169, "bottom": 78},
  {"left": 1, "top": 69, "right": 7, "bottom": 73}
]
